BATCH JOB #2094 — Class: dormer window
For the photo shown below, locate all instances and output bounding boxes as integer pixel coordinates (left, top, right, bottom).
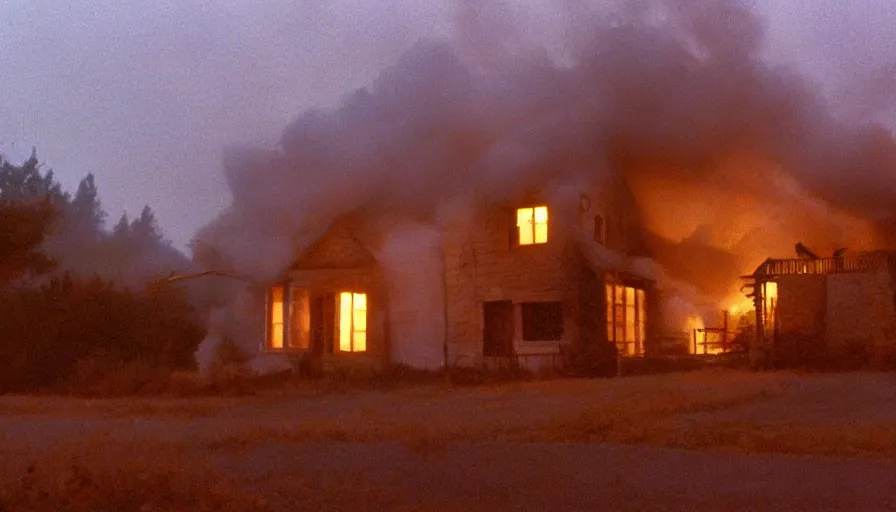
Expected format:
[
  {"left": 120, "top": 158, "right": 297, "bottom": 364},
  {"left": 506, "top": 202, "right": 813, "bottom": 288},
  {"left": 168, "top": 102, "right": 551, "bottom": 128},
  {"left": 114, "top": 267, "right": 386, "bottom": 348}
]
[{"left": 516, "top": 206, "right": 548, "bottom": 245}]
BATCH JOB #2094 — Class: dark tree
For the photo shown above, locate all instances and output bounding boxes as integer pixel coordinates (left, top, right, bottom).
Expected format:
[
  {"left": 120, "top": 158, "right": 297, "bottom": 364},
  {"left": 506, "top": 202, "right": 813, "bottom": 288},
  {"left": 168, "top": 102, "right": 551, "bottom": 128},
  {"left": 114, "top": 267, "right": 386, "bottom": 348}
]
[
  {"left": 112, "top": 212, "right": 129, "bottom": 238},
  {"left": 0, "top": 149, "right": 204, "bottom": 394},
  {"left": 69, "top": 173, "right": 106, "bottom": 239},
  {"left": 130, "top": 205, "right": 163, "bottom": 247},
  {"left": 0, "top": 199, "right": 56, "bottom": 286},
  {"left": 0, "top": 149, "right": 66, "bottom": 203}
]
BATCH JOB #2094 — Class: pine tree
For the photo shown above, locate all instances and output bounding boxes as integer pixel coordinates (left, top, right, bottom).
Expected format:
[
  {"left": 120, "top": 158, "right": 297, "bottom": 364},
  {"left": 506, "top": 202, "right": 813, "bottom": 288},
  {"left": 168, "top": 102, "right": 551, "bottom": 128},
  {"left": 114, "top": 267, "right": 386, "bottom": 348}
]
[
  {"left": 112, "top": 212, "right": 129, "bottom": 238},
  {"left": 70, "top": 173, "right": 106, "bottom": 238},
  {"left": 0, "top": 199, "right": 55, "bottom": 286},
  {"left": 130, "top": 205, "right": 163, "bottom": 247},
  {"left": 0, "top": 149, "right": 66, "bottom": 203}
]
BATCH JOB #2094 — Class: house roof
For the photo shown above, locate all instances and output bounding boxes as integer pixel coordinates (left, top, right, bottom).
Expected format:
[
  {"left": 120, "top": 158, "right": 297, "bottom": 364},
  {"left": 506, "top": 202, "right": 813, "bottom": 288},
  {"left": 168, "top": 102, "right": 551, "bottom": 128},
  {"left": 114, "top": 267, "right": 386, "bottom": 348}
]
[{"left": 291, "top": 219, "right": 378, "bottom": 270}]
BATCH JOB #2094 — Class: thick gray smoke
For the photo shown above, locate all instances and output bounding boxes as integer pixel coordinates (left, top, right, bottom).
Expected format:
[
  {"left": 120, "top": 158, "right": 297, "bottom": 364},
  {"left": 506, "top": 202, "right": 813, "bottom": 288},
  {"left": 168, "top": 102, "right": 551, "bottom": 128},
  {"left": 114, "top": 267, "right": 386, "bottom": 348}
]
[{"left": 195, "top": 0, "right": 896, "bottom": 341}]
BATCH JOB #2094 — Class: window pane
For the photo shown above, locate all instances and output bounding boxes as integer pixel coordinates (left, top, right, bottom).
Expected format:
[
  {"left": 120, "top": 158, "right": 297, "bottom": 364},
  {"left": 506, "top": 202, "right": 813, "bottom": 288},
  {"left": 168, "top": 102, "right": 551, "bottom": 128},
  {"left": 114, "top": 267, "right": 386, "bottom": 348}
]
[
  {"left": 624, "top": 287, "right": 636, "bottom": 343},
  {"left": 521, "top": 301, "right": 564, "bottom": 341},
  {"left": 516, "top": 208, "right": 534, "bottom": 245},
  {"left": 353, "top": 309, "right": 367, "bottom": 332},
  {"left": 534, "top": 223, "right": 548, "bottom": 244},
  {"left": 271, "top": 286, "right": 284, "bottom": 323},
  {"left": 271, "top": 324, "right": 284, "bottom": 349},
  {"left": 636, "top": 289, "right": 646, "bottom": 345},
  {"left": 270, "top": 286, "right": 284, "bottom": 349},
  {"left": 339, "top": 292, "right": 352, "bottom": 352},
  {"left": 353, "top": 331, "right": 367, "bottom": 352},
  {"left": 534, "top": 207, "right": 548, "bottom": 243},
  {"left": 605, "top": 284, "right": 614, "bottom": 341}
]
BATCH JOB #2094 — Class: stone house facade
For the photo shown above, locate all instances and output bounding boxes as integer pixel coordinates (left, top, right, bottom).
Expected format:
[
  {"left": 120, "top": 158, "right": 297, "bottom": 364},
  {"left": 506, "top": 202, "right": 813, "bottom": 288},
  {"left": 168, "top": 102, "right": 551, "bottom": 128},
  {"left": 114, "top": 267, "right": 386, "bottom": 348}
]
[{"left": 263, "top": 180, "right": 656, "bottom": 372}]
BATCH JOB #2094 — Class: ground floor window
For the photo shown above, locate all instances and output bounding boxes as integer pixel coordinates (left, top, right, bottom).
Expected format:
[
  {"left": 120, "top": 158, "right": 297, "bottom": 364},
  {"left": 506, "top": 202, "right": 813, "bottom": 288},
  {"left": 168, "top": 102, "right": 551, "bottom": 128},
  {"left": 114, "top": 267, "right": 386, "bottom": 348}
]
[
  {"left": 269, "top": 285, "right": 285, "bottom": 349},
  {"left": 762, "top": 281, "right": 777, "bottom": 338},
  {"left": 521, "top": 301, "right": 564, "bottom": 341},
  {"left": 339, "top": 292, "right": 367, "bottom": 352},
  {"left": 606, "top": 284, "right": 646, "bottom": 356},
  {"left": 268, "top": 287, "right": 367, "bottom": 353}
]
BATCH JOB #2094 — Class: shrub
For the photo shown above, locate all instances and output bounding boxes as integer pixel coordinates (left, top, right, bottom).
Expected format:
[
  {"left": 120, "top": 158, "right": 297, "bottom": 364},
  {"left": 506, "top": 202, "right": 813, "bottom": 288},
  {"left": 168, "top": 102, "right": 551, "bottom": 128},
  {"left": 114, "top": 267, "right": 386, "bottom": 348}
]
[{"left": 0, "top": 275, "right": 205, "bottom": 393}]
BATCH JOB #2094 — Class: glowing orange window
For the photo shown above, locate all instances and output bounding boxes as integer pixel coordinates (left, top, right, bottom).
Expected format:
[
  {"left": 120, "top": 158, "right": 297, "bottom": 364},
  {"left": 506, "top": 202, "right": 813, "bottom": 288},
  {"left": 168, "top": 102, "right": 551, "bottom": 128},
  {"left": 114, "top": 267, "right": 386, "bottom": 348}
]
[
  {"left": 605, "top": 284, "right": 646, "bottom": 356},
  {"left": 269, "top": 285, "right": 284, "bottom": 349},
  {"left": 516, "top": 206, "right": 548, "bottom": 245},
  {"left": 338, "top": 292, "right": 367, "bottom": 352}
]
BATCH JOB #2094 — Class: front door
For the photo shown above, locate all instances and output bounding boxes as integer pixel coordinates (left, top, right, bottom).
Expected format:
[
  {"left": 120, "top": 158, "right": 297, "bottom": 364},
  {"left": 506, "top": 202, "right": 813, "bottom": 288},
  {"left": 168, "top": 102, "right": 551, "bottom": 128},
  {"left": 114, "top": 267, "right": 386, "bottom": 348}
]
[
  {"left": 483, "top": 300, "right": 514, "bottom": 357},
  {"left": 310, "top": 293, "right": 336, "bottom": 356}
]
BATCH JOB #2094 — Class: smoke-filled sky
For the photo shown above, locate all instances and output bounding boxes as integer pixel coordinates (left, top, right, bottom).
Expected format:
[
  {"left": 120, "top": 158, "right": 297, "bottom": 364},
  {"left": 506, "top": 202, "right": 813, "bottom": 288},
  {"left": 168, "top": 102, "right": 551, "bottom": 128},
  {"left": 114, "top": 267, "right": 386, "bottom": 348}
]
[{"left": 1, "top": 0, "right": 895, "bottom": 250}]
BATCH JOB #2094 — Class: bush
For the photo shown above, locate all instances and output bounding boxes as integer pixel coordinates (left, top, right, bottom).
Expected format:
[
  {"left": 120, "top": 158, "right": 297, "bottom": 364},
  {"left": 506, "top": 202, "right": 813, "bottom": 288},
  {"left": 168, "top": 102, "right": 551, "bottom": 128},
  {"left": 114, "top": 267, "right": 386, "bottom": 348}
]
[{"left": 0, "top": 275, "right": 205, "bottom": 393}]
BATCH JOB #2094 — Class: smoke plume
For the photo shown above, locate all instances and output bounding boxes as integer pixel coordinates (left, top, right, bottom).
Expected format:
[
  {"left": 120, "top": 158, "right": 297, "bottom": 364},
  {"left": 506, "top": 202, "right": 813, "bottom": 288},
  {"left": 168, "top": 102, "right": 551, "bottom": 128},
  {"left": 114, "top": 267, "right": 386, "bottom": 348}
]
[{"left": 195, "top": 0, "right": 896, "bottom": 341}]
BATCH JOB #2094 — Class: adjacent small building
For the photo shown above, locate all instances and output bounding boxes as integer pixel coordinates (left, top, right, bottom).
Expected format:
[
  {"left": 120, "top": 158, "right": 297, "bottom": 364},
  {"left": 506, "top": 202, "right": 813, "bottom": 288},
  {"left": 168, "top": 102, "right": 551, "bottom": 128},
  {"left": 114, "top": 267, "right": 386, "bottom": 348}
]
[{"left": 747, "top": 251, "right": 896, "bottom": 367}]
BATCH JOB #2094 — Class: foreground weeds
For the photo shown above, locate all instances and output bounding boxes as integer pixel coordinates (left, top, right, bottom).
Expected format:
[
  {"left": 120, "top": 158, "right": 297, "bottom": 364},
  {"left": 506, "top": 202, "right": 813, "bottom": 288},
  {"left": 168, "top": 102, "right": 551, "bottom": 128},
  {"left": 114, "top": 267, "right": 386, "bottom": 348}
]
[
  {"left": 4, "top": 370, "right": 896, "bottom": 511},
  {"left": 0, "top": 440, "right": 271, "bottom": 512},
  {"left": 199, "top": 371, "right": 896, "bottom": 459},
  {"left": 3, "top": 371, "right": 896, "bottom": 510}
]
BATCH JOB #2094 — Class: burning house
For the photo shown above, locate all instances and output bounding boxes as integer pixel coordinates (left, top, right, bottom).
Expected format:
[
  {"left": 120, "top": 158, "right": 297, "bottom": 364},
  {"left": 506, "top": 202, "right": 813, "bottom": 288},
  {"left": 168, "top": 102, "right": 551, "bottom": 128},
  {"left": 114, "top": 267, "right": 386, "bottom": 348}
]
[
  {"left": 194, "top": 3, "right": 896, "bottom": 374},
  {"left": 264, "top": 177, "right": 655, "bottom": 372}
]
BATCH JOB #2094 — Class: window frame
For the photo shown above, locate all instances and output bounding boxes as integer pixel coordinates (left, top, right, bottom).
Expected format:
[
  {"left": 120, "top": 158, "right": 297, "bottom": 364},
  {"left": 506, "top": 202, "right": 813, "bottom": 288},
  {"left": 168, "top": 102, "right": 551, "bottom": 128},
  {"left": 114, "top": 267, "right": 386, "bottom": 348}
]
[
  {"left": 514, "top": 206, "right": 549, "bottom": 246},
  {"left": 606, "top": 283, "right": 647, "bottom": 356},
  {"left": 521, "top": 301, "right": 564, "bottom": 342},
  {"left": 338, "top": 291, "right": 367, "bottom": 353},
  {"left": 268, "top": 285, "right": 286, "bottom": 350}
]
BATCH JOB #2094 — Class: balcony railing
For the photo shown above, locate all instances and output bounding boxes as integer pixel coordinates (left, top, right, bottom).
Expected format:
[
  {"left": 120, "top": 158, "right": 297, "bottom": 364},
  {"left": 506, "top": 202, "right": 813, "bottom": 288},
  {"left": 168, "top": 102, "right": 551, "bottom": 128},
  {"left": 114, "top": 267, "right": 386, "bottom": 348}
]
[{"left": 753, "top": 252, "right": 894, "bottom": 278}]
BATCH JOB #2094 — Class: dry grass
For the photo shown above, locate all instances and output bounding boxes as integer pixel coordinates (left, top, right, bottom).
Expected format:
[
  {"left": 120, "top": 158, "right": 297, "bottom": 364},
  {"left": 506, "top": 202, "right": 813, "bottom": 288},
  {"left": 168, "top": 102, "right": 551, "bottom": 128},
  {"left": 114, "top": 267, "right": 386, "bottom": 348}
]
[
  {"left": 0, "top": 438, "right": 272, "bottom": 512},
  {"left": 204, "top": 371, "right": 793, "bottom": 452},
  {"left": 194, "top": 370, "right": 896, "bottom": 459},
  {"left": 3, "top": 370, "right": 895, "bottom": 511},
  {"left": 0, "top": 435, "right": 407, "bottom": 512}
]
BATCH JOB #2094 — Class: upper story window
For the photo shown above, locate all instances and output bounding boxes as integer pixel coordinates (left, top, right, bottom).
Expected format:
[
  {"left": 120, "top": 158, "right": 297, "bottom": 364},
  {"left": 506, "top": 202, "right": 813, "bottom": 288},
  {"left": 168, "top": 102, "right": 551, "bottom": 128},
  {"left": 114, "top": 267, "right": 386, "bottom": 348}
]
[
  {"left": 594, "top": 214, "right": 606, "bottom": 245},
  {"left": 516, "top": 206, "right": 548, "bottom": 245}
]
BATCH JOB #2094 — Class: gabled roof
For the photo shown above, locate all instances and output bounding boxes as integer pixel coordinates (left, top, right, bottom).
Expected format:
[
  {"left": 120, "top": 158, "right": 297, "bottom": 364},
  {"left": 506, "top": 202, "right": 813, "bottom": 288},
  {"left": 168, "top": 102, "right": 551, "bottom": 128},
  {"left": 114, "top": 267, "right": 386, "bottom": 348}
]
[{"left": 291, "top": 220, "right": 377, "bottom": 270}]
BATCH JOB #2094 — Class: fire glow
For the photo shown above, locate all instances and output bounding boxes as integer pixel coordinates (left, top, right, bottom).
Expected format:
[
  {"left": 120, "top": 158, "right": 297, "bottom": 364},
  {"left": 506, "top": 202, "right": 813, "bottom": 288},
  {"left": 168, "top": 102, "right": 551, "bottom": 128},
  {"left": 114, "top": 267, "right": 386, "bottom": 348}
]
[{"left": 193, "top": 1, "right": 896, "bottom": 370}]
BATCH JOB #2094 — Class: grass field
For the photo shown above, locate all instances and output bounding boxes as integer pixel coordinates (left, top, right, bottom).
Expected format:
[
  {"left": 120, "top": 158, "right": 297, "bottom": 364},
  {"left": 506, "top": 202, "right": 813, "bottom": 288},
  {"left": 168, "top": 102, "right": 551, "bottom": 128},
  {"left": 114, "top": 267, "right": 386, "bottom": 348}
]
[{"left": 2, "top": 370, "right": 895, "bottom": 511}]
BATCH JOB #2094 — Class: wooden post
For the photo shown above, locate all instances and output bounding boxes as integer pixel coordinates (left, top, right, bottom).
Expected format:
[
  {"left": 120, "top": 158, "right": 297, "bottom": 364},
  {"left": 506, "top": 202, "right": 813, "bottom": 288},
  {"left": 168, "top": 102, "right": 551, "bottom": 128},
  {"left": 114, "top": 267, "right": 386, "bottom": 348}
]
[
  {"left": 722, "top": 310, "right": 729, "bottom": 352},
  {"left": 751, "top": 278, "right": 765, "bottom": 369}
]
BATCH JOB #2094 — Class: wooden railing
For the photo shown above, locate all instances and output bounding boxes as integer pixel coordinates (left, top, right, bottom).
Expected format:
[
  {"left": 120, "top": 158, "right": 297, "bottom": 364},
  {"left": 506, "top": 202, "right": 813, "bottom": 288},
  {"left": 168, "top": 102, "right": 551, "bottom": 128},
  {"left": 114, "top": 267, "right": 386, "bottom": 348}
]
[{"left": 755, "top": 252, "right": 893, "bottom": 278}]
